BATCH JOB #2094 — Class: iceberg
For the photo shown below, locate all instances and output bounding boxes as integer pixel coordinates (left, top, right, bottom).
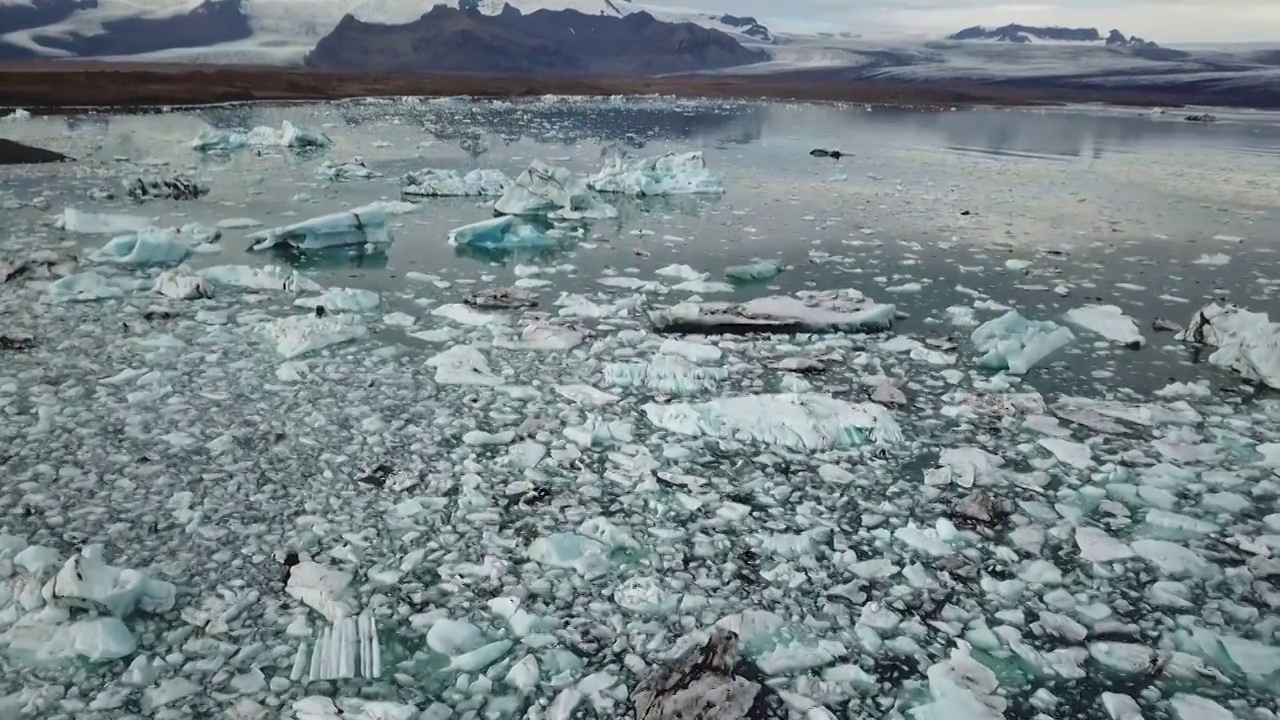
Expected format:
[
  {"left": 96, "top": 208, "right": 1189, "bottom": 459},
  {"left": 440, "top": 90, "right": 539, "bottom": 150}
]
[
  {"left": 293, "top": 288, "right": 381, "bottom": 314},
  {"left": 650, "top": 289, "right": 895, "bottom": 335},
  {"left": 45, "top": 548, "right": 176, "bottom": 617},
  {"left": 54, "top": 207, "right": 153, "bottom": 235},
  {"left": 447, "top": 216, "right": 557, "bottom": 249},
  {"left": 248, "top": 201, "right": 413, "bottom": 251},
  {"left": 153, "top": 269, "right": 213, "bottom": 300},
  {"left": 402, "top": 168, "right": 511, "bottom": 197},
  {"left": 89, "top": 228, "right": 194, "bottom": 266},
  {"left": 1064, "top": 304, "right": 1145, "bottom": 347},
  {"left": 262, "top": 314, "right": 369, "bottom": 358},
  {"left": 316, "top": 158, "right": 381, "bottom": 181},
  {"left": 971, "top": 310, "right": 1075, "bottom": 374},
  {"left": 199, "top": 264, "right": 322, "bottom": 293},
  {"left": 493, "top": 160, "right": 615, "bottom": 218},
  {"left": 1176, "top": 303, "right": 1280, "bottom": 389},
  {"left": 725, "top": 260, "right": 781, "bottom": 282},
  {"left": 426, "top": 345, "right": 503, "bottom": 386},
  {"left": 44, "top": 272, "right": 128, "bottom": 303},
  {"left": 190, "top": 120, "right": 331, "bottom": 152},
  {"left": 604, "top": 355, "right": 728, "bottom": 395},
  {"left": 643, "top": 393, "right": 902, "bottom": 450},
  {"left": 586, "top": 151, "right": 724, "bottom": 196}
]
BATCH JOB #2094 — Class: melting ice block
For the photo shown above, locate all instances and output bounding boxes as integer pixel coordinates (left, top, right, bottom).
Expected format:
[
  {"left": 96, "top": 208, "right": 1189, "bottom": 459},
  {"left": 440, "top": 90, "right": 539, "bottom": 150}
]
[
  {"left": 54, "top": 207, "right": 154, "bottom": 235},
  {"left": 45, "top": 548, "right": 176, "bottom": 617},
  {"left": 190, "top": 120, "right": 331, "bottom": 152},
  {"left": 650, "top": 289, "right": 896, "bottom": 335},
  {"left": 247, "top": 201, "right": 415, "bottom": 251},
  {"left": 971, "top": 310, "right": 1074, "bottom": 374},
  {"left": 1176, "top": 303, "right": 1280, "bottom": 389},
  {"left": 402, "top": 168, "right": 511, "bottom": 197},
  {"left": 426, "top": 345, "right": 503, "bottom": 385},
  {"left": 44, "top": 272, "right": 129, "bottom": 303},
  {"left": 586, "top": 151, "right": 724, "bottom": 196},
  {"left": 263, "top": 314, "right": 368, "bottom": 359},
  {"left": 293, "top": 287, "right": 381, "bottom": 313},
  {"left": 448, "top": 215, "right": 557, "bottom": 249},
  {"left": 7, "top": 612, "right": 137, "bottom": 663},
  {"left": 90, "top": 229, "right": 194, "bottom": 266},
  {"left": 1064, "top": 304, "right": 1145, "bottom": 347},
  {"left": 493, "top": 160, "right": 615, "bottom": 218},
  {"left": 644, "top": 393, "right": 902, "bottom": 451}
]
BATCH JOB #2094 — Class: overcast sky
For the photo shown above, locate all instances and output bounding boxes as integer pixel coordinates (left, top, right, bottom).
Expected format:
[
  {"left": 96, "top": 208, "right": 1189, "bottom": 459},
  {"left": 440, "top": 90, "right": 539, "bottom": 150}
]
[{"left": 640, "top": 0, "right": 1280, "bottom": 43}]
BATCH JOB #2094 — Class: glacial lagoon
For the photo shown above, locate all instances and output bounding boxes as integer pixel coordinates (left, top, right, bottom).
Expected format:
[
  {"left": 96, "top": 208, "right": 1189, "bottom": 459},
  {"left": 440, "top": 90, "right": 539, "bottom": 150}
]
[{"left": 1, "top": 97, "right": 1279, "bottom": 719}]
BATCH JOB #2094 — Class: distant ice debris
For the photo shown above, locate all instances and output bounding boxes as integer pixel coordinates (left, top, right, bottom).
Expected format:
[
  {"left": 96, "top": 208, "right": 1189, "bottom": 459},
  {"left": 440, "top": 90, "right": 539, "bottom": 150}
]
[
  {"left": 971, "top": 310, "right": 1074, "bottom": 374},
  {"left": 644, "top": 393, "right": 901, "bottom": 451},
  {"left": 248, "top": 201, "right": 414, "bottom": 251},
  {"left": 1064, "top": 304, "right": 1145, "bottom": 348},
  {"left": 54, "top": 207, "right": 153, "bottom": 235},
  {"left": 724, "top": 260, "right": 781, "bottom": 282},
  {"left": 494, "top": 160, "right": 615, "bottom": 219},
  {"left": 190, "top": 120, "right": 331, "bottom": 152},
  {"left": 650, "top": 289, "right": 895, "bottom": 335},
  {"left": 401, "top": 168, "right": 510, "bottom": 197},
  {"left": 1177, "top": 303, "right": 1280, "bottom": 389},
  {"left": 317, "top": 158, "right": 381, "bottom": 181},
  {"left": 448, "top": 216, "right": 556, "bottom": 249},
  {"left": 586, "top": 151, "right": 724, "bottom": 196}
]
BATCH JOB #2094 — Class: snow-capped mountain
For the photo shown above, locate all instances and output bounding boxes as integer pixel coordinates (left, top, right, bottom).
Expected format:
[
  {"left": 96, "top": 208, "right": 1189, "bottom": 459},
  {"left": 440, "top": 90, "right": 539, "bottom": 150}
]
[{"left": 0, "top": 0, "right": 773, "bottom": 63}]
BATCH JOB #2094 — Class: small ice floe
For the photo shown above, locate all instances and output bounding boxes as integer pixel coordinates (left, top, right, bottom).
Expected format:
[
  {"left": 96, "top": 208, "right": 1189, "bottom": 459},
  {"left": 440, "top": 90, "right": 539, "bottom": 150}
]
[
  {"left": 448, "top": 216, "right": 557, "bottom": 249},
  {"left": 651, "top": 289, "right": 895, "bottom": 335},
  {"left": 586, "top": 151, "right": 724, "bottom": 196},
  {"left": 1064, "top": 304, "right": 1145, "bottom": 348},
  {"left": 426, "top": 344, "right": 502, "bottom": 385},
  {"left": 494, "top": 160, "right": 616, "bottom": 219},
  {"left": 190, "top": 120, "right": 331, "bottom": 152},
  {"left": 1193, "top": 252, "right": 1231, "bottom": 266},
  {"left": 90, "top": 227, "right": 206, "bottom": 266},
  {"left": 293, "top": 697, "right": 415, "bottom": 720},
  {"left": 724, "top": 259, "right": 781, "bottom": 282},
  {"left": 53, "top": 207, "right": 153, "bottom": 235},
  {"left": 262, "top": 314, "right": 368, "bottom": 358},
  {"left": 153, "top": 269, "right": 213, "bottom": 299},
  {"left": 316, "top": 157, "right": 381, "bottom": 181},
  {"left": 925, "top": 447, "right": 1004, "bottom": 488},
  {"left": 906, "top": 645, "right": 1006, "bottom": 719},
  {"left": 199, "top": 264, "right": 322, "bottom": 293},
  {"left": 248, "top": 201, "right": 413, "bottom": 251},
  {"left": 401, "top": 168, "right": 510, "bottom": 197},
  {"left": 1176, "top": 303, "right": 1280, "bottom": 389},
  {"left": 123, "top": 175, "right": 207, "bottom": 202},
  {"left": 971, "top": 310, "right": 1074, "bottom": 375},
  {"left": 44, "top": 272, "right": 130, "bottom": 303},
  {"left": 644, "top": 393, "right": 901, "bottom": 451},
  {"left": 293, "top": 287, "right": 381, "bottom": 313}
]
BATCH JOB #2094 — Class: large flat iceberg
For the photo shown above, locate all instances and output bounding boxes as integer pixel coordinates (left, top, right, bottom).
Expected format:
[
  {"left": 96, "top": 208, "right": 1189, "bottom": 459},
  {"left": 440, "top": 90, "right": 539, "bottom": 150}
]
[
  {"left": 402, "top": 168, "right": 511, "bottom": 197},
  {"left": 643, "top": 393, "right": 902, "bottom": 450},
  {"left": 650, "top": 289, "right": 896, "bottom": 335},
  {"left": 971, "top": 310, "right": 1074, "bottom": 374},
  {"left": 586, "top": 151, "right": 724, "bottom": 196},
  {"left": 1176, "top": 303, "right": 1280, "bottom": 389},
  {"left": 190, "top": 121, "right": 331, "bottom": 152},
  {"left": 247, "top": 201, "right": 414, "bottom": 251}
]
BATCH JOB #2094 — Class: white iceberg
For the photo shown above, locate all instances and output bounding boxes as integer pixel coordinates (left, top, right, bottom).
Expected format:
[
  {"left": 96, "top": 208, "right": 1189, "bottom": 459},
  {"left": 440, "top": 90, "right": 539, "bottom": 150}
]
[
  {"left": 2, "top": 108, "right": 32, "bottom": 122},
  {"left": 294, "top": 697, "right": 417, "bottom": 720},
  {"left": 248, "top": 201, "right": 413, "bottom": 251},
  {"left": 1176, "top": 303, "right": 1280, "bottom": 389},
  {"left": 650, "top": 289, "right": 895, "bottom": 335},
  {"left": 89, "top": 228, "right": 194, "bottom": 266},
  {"left": 54, "top": 208, "right": 153, "bottom": 235},
  {"left": 402, "top": 168, "right": 511, "bottom": 197},
  {"left": 153, "top": 269, "right": 213, "bottom": 300},
  {"left": 316, "top": 158, "right": 381, "bottom": 181},
  {"left": 586, "top": 151, "right": 724, "bottom": 196},
  {"left": 426, "top": 345, "right": 503, "bottom": 386},
  {"left": 494, "top": 160, "right": 615, "bottom": 218},
  {"left": 286, "top": 562, "right": 355, "bottom": 624},
  {"left": 44, "top": 272, "right": 129, "bottom": 303},
  {"left": 6, "top": 611, "right": 137, "bottom": 664},
  {"left": 262, "top": 314, "right": 368, "bottom": 358},
  {"left": 199, "top": 264, "right": 322, "bottom": 293},
  {"left": 971, "top": 310, "right": 1074, "bottom": 374},
  {"left": 447, "top": 216, "right": 557, "bottom": 249},
  {"left": 909, "top": 646, "right": 1006, "bottom": 720},
  {"left": 725, "top": 260, "right": 781, "bottom": 282},
  {"left": 44, "top": 547, "right": 176, "bottom": 618},
  {"left": 643, "top": 393, "right": 902, "bottom": 451},
  {"left": 1064, "top": 304, "right": 1145, "bottom": 347},
  {"left": 190, "top": 120, "right": 331, "bottom": 152}
]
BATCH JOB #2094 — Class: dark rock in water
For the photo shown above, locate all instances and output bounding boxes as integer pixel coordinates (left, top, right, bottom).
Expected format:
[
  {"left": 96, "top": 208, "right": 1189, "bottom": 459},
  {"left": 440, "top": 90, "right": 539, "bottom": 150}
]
[
  {"left": 631, "top": 629, "right": 786, "bottom": 720},
  {"left": 0, "top": 138, "right": 70, "bottom": 165},
  {"left": 124, "top": 175, "right": 208, "bottom": 202},
  {"left": 0, "top": 335, "right": 35, "bottom": 351},
  {"left": 465, "top": 286, "right": 537, "bottom": 310},
  {"left": 1185, "top": 113, "right": 1218, "bottom": 123},
  {"left": 355, "top": 462, "right": 395, "bottom": 488},
  {"left": 1, "top": 251, "right": 77, "bottom": 283},
  {"left": 809, "top": 148, "right": 843, "bottom": 159}
]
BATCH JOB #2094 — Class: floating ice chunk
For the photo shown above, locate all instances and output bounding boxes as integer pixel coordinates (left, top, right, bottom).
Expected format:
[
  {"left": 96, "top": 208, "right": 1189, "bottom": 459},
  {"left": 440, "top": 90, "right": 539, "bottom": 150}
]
[
  {"left": 1101, "top": 693, "right": 1143, "bottom": 720},
  {"left": 383, "top": 311, "right": 415, "bottom": 327},
  {"left": 426, "top": 345, "right": 502, "bottom": 385},
  {"left": 971, "top": 310, "right": 1074, "bottom": 374},
  {"left": 651, "top": 289, "right": 895, "bottom": 335},
  {"left": 1065, "top": 304, "right": 1145, "bottom": 347},
  {"left": 564, "top": 416, "right": 632, "bottom": 448},
  {"left": 493, "top": 321, "right": 585, "bottom": 351},
  {"left": 1176, "top": 303, "right": 1280, "bottom": 389},
  {"left": 528, "top": 534, "right": 610, "bottom": 578},
  {"left": 1075, "top": 527, "right": 1133, "bottom": 563},
  {"left": 54, "top": 207, "right": 153, "bottom": 234},
  {"left": 894, "top": 521, "right": 959, "bottom": 556},
  {"left": 1170, "top": 695, "right": 1234, "bottom": 720},
  {"left": 587, "top": 151, "right": 724, "bottom": 196},
  {"left": 90, "top": 228, "right": 193, "bottom": 266},
  {"left": 1193, "top": 253, "right": 1231, "bottom": 266},
  {"left": 431, "top": 303, "right": 511, "bottom": 326},
  {"left": 317, "top": 158, "right": 380, "bottom": 181},
  {"left": 614, "top": 576, "right": 679, "bottom": 614},
  {"left": 659, "top": 338, "right": 722, "bottom": 364},
  {"left": 604, "top": 355, "right": 727, "bottom": 395},
  {"left": 1130, "top": 540, "right": 1210, "bottom": 577},
  {"left": 1038, "top": 438, "right": 1093, "bottom": 469},
  {"left": 1154, "top": 381, "right": 1212, "bottom": 400},
  {"left": 757, "top": 639, "right": 848, "bottom": 675},
  {"left": 910, "top": 645, "right": 1006, "bottom": 720},
  {"left": 141, "top": 678, "right": 199, "bottom": 714},
  {"left": 495, "top": 160, "right": 610, "bottom": 217},
  {"left": 402, "top": 168, "right": 510, "bottom": 197},
  {"left": 1054, "top": 396, "right": 1202, "bottom": 428},
  {"left": 506, "top": 655, "right": 541, "bottom": 693},
  {"left": 7, "top": 612, "right": 137, "bottom": 663},
  {"left": 190, "top": 120, "right": 330, "bottom": 152},
  {"left": 448, "top": 640, "right": 512, "bottom": 672},
  {"left": 1218, "top": 633, "right": 1280, "bottom": 677},
  {"left": 45, "top": 272, "right": 127, "bottom": 303},
  {"left": 199, "top": 264, "right": 322, "bottom": 293},
  {"left": 924, "top": 447, "right": 1004, "bottom": 487},
  {"left": 293, "top": 697, "right": 417, "bottom": 720},
  {"left": 2, "top": 108, "right": 31, "bottom": 121},
  {"left": 293, "top": 288, "right": 381, "bottom": 314},
  {"left": 248, "top": 201, "right": 411, "bottom": 251},
  {"left": 645, "top": 393, "right": 900, "bottom": 450},
  {"left": 45, "top": 548, "right": 175, "bottom": 617},
  {"left": 655, "top": 263, "right": 708, "bottom": 281},
  {"left": 263, "top": 314, "right": 368, "bottom": 359},
  {"left": 447, "top": 215, "right": 556, "bottom": 249},
  {"left": 152, "top": 269, "right": 212, "bottom": 299},
  {"left": 286, "top": 562, "right": 354, "bottom": 624},
  {"left": 725, "top": 260, "right": 781, "bottom": 282},
  {"left": 427, "top": 618, "right": 484, "bottom": 656},
  {"left": 555, "top": 384, "right": 619, "bottom": 406}
]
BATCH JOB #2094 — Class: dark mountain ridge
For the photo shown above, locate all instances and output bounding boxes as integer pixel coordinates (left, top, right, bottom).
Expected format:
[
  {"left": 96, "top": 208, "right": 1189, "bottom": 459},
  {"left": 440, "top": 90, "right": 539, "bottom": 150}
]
[{"left": 304, "top": 4, "right": 767, "bottom": 75}]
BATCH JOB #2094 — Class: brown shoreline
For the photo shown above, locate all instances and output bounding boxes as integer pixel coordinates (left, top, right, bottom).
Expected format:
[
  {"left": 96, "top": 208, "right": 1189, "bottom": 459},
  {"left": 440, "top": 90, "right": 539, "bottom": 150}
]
[{"left": 0, "top": 62, "right": 1203, "bottom": 111}]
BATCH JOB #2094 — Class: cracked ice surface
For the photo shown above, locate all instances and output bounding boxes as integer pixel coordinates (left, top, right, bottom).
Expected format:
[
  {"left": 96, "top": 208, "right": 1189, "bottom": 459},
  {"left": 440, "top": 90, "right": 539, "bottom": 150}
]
[{"left": 1, "top": 97, "right": 1280, "bottom": 720}]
